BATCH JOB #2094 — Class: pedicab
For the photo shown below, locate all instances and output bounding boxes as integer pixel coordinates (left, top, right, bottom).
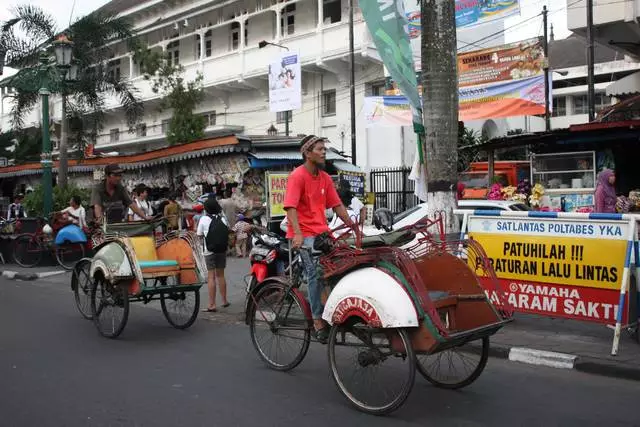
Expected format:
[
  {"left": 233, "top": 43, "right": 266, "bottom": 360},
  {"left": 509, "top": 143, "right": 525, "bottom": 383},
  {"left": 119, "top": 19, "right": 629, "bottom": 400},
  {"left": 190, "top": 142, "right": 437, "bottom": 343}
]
[
  {"left": 71, "top": 216, "right": 207, "bottom": 338},
  {"left": 245, "top": 214, "right": 513, "bottom": 415}
]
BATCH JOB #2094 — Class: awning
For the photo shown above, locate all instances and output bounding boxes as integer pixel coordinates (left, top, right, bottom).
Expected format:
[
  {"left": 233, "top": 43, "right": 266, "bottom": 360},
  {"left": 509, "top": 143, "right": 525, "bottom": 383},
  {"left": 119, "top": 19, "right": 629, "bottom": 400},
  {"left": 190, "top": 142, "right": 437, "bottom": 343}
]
[
  {"left": 247, "top": 148, "right": 349, "bottom": 168},
  {"left": 332, "top": 160, "right": 363, "bottom": 173},
  {"left": 606, "top": 71, "right": 640, "bottom": 97}
]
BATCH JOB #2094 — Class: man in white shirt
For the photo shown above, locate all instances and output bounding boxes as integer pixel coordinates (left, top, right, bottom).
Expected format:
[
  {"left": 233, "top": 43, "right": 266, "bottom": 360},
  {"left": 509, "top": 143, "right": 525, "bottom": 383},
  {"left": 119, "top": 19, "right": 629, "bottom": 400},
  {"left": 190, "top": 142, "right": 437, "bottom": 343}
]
[
  {"left": 61, "top": 196, "right": 87, "bottom": 229},
  {"left": 128, "top": 184, "right": 154, "bottom": 221}
]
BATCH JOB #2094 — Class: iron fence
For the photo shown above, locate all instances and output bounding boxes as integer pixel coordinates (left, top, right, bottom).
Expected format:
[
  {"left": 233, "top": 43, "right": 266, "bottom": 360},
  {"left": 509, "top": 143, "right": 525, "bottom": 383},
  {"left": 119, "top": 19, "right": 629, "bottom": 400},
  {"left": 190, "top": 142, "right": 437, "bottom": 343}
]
[{"left": 370, "top": 167, "right": 420, "bottom": 215}]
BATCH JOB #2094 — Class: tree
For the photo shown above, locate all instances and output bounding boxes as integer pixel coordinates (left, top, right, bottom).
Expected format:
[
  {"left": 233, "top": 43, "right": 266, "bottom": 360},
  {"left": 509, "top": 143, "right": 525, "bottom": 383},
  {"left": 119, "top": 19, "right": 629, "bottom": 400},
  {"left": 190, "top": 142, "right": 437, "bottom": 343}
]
[
  {"left": 0, "top": 130, "right": 16, "bottom": 159},
  {"left": 13, "top": 128, "right": 42, "bottom": 163},
  {"left": 458, "top": 127, "right": 487, "bottom": 173},
  {"left": 421, "top": 0, "right": 459, "bottom": 233},
  {"left": 135, "top": 44, "right": 206, "bottom": 145},
  {"left": 2, "top": 6, "right": 143, "bottom": 187}
]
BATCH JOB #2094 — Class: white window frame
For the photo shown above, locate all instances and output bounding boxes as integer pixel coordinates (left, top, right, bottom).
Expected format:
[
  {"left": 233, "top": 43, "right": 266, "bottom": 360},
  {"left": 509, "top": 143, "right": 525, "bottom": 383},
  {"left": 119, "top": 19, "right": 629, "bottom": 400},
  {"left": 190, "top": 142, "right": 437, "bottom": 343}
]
[
  {"left": 321, "top": 89, "right": 336, "bottom": 117},
  {"left": 110, "top": 128, "right": 120, "bottom": 142},
  {"left": 167, "top": 40, "right": 180, "bottom": 66},
  {"left": 281, "top": 4, "right": 296, "bottom": 36}
]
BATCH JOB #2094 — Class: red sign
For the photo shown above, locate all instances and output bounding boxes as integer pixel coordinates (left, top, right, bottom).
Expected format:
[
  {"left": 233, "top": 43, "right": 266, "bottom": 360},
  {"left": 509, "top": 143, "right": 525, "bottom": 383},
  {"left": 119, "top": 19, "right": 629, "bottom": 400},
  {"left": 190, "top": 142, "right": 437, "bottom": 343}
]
[
  {"left": 332, "top": 297, "right": 382, "bottom": 327},
  {"left": 481, "top": 277, "right": 627, "bottom": 325}
]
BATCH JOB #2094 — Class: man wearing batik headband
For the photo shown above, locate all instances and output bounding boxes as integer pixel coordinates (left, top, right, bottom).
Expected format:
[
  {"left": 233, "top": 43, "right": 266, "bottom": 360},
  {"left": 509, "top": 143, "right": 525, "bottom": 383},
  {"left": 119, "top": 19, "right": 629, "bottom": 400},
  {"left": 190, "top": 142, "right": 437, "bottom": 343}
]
[{"left": 283, "top": 135, "right": 356, "bottom": 343}]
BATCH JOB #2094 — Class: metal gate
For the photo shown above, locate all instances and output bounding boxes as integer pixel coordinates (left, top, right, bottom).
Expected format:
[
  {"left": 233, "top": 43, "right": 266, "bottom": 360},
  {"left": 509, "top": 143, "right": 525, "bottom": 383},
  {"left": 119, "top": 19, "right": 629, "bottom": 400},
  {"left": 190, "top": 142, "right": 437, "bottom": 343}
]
[{"left": 370, "top": 167, "right": 420, "bottom": 214}]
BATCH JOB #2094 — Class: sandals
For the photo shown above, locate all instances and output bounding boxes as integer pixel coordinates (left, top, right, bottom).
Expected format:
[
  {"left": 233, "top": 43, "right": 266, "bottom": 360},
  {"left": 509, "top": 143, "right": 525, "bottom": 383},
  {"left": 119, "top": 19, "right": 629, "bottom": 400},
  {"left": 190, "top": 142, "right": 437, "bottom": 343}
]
[
  {"left": 314, "top": 327, "right": 330, "bottom": 344},
  {"left": 202, "top": 308, "right": 217, "bottom": 313}
]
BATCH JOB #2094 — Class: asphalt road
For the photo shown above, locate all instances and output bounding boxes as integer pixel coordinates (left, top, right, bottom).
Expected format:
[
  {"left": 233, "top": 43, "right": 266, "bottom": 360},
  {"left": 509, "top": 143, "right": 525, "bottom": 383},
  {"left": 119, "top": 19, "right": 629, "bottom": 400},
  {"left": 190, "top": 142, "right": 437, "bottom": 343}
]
[{"left": 1, "top": 276, "right": 638, "bottom": 427}]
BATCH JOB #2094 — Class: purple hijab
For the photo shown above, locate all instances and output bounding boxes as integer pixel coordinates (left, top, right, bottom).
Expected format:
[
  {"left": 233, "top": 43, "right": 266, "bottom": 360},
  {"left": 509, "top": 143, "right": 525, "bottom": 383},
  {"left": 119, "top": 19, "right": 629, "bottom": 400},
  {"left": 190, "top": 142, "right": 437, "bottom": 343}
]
[
  {"left": 595, "top": 169, "right": 616, "bottom": 213},
  {"left": 597, "top": 169, "right": 616, "bottom": 199}
]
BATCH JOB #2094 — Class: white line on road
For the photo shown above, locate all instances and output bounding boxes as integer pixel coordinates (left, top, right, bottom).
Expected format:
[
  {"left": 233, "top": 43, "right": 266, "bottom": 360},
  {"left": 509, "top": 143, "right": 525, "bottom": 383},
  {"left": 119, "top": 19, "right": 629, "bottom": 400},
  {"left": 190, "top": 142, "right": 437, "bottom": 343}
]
[{"left": 509, "top": 347, "right": 577, "bottom": 369}]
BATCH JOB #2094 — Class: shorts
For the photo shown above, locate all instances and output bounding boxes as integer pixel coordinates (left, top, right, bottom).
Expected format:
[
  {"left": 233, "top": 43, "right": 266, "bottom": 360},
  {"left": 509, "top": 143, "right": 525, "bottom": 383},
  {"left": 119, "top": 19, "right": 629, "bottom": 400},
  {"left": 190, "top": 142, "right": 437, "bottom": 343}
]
[{"left": 205, "top": 253, "right": 227, "bottom": 270}]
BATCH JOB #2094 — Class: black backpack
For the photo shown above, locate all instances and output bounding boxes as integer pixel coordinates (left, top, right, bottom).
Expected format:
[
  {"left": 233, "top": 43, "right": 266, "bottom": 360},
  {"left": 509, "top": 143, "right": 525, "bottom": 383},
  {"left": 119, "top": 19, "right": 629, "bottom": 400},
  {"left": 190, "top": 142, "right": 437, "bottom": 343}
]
[{"left": 205, "top": 214, "right": 229, "bottom": 253}]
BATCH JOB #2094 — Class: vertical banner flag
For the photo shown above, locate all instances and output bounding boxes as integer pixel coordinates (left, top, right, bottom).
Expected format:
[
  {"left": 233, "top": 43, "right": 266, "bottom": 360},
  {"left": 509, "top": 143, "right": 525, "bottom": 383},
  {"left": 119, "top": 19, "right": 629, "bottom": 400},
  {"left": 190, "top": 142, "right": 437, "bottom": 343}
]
[
  {"left": 268, "top": 51, "right": 302, "bottom": 113},
  {"left": 360, "top": 0, "right": 427, "bottom": 200}
]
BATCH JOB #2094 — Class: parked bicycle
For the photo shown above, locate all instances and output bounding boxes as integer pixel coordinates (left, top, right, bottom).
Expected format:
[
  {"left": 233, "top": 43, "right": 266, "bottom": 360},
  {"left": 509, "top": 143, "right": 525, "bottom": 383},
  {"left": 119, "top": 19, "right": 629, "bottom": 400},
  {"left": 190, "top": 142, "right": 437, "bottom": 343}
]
[{"left": 13, "top": 215, "right": 88, "bottom": 270}]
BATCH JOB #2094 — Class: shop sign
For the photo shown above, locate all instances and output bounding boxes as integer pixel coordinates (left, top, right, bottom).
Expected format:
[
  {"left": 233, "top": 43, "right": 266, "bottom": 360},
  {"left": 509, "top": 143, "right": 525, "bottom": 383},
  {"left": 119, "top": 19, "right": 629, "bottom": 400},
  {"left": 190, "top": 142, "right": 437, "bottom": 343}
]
[
  {"left": 266, "top": 172, "right": 289, "bottom": 218},
  {"left": 338, "top": 171, "right": 365, "bottom": 199},
  {"left": 464, "top": 213, "right": 633, "bottom": 325}
]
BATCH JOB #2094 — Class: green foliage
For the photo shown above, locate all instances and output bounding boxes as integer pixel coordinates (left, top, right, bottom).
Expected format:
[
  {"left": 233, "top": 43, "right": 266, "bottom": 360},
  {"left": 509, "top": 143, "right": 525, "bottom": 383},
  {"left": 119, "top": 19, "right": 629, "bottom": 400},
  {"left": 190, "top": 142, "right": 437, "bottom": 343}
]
[
  {"left": 0, "top": 130, "right": 15, "bottom": 159},
  {"left": 24, "top": 184, "right": 90, "bottom": 216},
  {"left": 134, "top": 43, "right": 206, "bottom": 145},
  {"left": 457, "top": 127, "right": 488, "bottom": 173},
  {"left": 13, "top": 128, "right": 42, "bottom": 164}
]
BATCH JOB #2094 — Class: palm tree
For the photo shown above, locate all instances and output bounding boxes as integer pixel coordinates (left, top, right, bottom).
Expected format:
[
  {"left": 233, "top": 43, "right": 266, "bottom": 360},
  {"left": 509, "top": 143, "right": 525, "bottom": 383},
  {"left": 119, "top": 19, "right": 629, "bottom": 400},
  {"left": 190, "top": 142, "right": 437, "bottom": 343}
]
[
  {"left": 2, "top": 5, "right": 143, "bottom": 187},
  {"left": 420, "top": 0, "right": 459, "bottom": 232}
]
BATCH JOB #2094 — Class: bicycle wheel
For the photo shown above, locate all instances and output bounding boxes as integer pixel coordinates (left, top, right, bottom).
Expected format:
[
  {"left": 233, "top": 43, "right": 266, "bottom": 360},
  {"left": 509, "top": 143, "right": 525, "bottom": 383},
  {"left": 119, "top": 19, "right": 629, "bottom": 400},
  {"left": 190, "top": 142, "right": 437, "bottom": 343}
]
[
  {"left": 13, "top": 234, "right": 42, "bottom": 268},
  {"left": 161, "top": 290, "right": 200, "bottom": 329},
  {"left": 328, "top": 321, "right": 416, "bottom": 416},
  {"left": 416, "top": 337, "right": 489, "bottom": 390},
  {"left": 90, "top": 277, "right": 130, "bottom": 339},
  {"left": 72, "top": 259, "right": 93, "bottom": 320},
  {"left": 249, "top": 283, "right": 311, "bottom": 371},
  {"left": 56, "top": 243, "right": 85, "bottom": 271}
]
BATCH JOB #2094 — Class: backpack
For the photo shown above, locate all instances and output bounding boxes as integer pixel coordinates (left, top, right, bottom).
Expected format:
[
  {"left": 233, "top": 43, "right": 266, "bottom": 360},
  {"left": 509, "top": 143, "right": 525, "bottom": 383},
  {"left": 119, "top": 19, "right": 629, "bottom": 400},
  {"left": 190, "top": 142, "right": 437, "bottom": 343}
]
[{"left": 205, "top": 214, "right": 229, "bottom": 253}]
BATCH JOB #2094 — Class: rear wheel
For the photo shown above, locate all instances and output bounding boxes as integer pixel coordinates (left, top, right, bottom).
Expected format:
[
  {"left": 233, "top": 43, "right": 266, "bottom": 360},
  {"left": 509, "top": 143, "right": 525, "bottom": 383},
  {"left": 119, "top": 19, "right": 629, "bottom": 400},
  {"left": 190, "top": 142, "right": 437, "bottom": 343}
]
[
  {"left": 13, "top": 234, "right": 42, "bottom": 268},
  {"left": 90, "top": 277, "right": 129, "bottom": 339},
  {"left": 328, "top": 321, "right": 416, "bottom": 416},
  {"left": 249, "top": 283, "right": 311, "bottom": 371},
  {"left": 71, "top": 259, "right": 93, "bottom": 320},
  {"left": 161, "top": 290, "right": 200, "bottom": 329},
  {"left": 416, "top": 337, "right": 489, "bottom": 389},
  {"left": 56, "top": 243, "right": 85, "bottom": 270}
]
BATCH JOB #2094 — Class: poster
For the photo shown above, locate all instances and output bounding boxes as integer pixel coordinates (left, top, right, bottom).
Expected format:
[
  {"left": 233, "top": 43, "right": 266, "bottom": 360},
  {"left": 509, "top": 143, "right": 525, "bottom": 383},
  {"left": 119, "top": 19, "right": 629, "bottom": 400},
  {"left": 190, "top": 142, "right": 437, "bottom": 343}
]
[
  {"left": 268, "top": 52, "right": 301, "bottom": 113},
  {"left": 466, "top": 214, "right": 631, "bottom": 324},
  {"left": 265, "top": 172, "right": 289, "bottom": 218},
  {"left": 338, "top": 171, "right": 366, "bottom": 199}
]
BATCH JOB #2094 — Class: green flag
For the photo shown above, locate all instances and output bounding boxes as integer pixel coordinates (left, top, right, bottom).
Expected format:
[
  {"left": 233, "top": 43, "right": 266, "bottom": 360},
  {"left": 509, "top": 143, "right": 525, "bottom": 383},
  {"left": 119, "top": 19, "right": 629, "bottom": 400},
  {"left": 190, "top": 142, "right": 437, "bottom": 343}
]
[{"left": 360, "top": 0, "right": 423, "bottom": 136}]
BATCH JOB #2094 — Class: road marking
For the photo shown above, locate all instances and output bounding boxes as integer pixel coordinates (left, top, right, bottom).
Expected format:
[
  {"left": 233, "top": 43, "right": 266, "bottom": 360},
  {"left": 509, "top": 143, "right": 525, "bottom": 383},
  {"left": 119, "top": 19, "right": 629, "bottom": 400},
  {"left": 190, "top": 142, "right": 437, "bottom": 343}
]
[{"left": 509, "top": 347, "right": 577, "bottom": 369}]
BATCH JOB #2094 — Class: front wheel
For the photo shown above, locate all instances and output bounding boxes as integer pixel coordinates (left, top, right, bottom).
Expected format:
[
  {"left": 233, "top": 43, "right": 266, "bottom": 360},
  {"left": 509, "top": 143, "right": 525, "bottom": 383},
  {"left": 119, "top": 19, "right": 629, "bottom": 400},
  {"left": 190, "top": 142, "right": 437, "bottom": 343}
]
[
  {"left": 416, "top": 337, "right": 489, "bottom": 389},
  {"left": 13, "top": 234, "right": 42, "bottom": 268},
  {"left": 56, "top": 243, "right": 85, "bottom": 270},
  {"left": 328, "top": 322, "right": 416, "bottom": 416},
  {"left": 249, "top": 283, "right": 311, "bottom": 371},
  {"left": 161, "top": 290, "right": 200, "bottom": 329},
  {"left": 90, "top": 277, "right": 130, "bottom": 339}
]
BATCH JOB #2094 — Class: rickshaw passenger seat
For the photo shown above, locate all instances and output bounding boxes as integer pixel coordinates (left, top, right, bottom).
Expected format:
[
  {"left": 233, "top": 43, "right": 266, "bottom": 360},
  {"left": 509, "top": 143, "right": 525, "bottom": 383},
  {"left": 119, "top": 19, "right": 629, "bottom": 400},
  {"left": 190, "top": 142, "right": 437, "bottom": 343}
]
[
  {"left": 129, "top": 236, "right": 179, "bottom": 273},
  {"left": 353, "top": 229, "right": 415, "bottom": 248}
]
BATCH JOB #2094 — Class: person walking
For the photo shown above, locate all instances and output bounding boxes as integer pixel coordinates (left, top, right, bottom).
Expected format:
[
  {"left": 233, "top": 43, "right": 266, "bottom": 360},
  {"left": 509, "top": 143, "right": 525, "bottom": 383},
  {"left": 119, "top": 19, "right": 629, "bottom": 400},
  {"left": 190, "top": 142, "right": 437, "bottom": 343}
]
[
  {"left": 232, "top": 214, "right": 252, "bottom": 257},
  {"left": 164, "top": 193, "right": 182, "bottom": 231},
  {"left": 595, "top": 169, "right": 617, "bottom": 213},
  {"left": 197, "top": 197, "right": 230, "bottom": 312}
]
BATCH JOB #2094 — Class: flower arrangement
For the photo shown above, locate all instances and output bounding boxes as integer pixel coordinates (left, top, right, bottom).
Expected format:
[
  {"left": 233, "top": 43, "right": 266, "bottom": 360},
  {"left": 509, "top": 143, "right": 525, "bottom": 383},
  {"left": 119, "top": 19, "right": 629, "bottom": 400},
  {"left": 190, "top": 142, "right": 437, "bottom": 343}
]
[
  {"left": 487, "top": 183, "right": 504, "bottom": 200},
  {"left": 529, "top": 183, "right": 545, "bottom": 208}
]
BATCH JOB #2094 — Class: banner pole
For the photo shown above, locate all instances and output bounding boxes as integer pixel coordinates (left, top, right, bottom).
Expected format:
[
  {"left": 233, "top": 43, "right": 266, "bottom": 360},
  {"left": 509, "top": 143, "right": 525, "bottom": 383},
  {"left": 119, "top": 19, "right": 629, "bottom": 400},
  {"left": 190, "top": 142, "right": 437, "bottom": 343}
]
[{"left": 611, "top": 217, "right": 636, "bottom": 355}]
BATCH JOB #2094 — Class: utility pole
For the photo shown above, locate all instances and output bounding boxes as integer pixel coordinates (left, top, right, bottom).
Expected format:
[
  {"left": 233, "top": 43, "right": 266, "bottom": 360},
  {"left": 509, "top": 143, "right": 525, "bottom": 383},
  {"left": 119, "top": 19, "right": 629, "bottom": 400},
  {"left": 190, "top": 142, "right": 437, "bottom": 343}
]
[
  {"left": 543, "top": 5, "right": 551, "bottom": 131},
  {"left": 586, "top": 0, "right": 596, "bottom": 121},
  {"left": 348, "top": 0, "right": 357, "bottom": 165}
]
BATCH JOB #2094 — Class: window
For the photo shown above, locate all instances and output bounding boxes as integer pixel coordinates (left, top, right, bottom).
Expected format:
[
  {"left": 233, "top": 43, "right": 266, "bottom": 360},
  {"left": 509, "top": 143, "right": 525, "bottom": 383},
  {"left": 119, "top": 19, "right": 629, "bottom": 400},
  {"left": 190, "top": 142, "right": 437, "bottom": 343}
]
[
  {"left": 573, "top": 95, "right": 588, "bottom": 115},
  {"left": 323, "top": 0, "right": 341, "bottom": 24},
  {"left": 277, "top": 111, "right": 291, "bottom": 124},
  {"left": 107, "top": 59, "right": 121, "bottom": 81},
  {"left": 322, "top": 90, "right": 336, "bottom": 116},
  {"left": 595, "top": 93, "right": 612, "bottom": 112},
  {"left": 552, "top": 96, "right": 566, "bottom": 117},
  {"left": 231, "top": 22, "right": 240, "bottom": 50},
  {"left": 281, "top": 4, "right": 296, "bottom": 36},
  {"left": 367, "top": 80, "right": 386, "bottom": 96},
  {"left": 136, "top": 123, "right": 147, "bottom": 137},
  {"left": 167, "top": 40, "right": 180, "bottom": 66},
  {"left": 202, "top": 111, "right": 216, "bottom": 127},
  {"left": 110, "top": 128, "right": 120, "bottom": 143},
  {"left": 161, "top": 119, "right": 171, "bottom": 134},
  {"left": 196, "top": 30, "right": 213, "bottom": 59}
]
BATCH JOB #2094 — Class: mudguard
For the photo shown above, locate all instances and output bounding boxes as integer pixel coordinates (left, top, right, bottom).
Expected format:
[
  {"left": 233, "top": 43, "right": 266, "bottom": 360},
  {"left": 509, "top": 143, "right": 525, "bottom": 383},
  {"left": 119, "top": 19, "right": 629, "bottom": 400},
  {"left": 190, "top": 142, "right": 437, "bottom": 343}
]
[
  {"left": 55, "top": 224, "right": 87, "bottom": 245},
  {"left": 322, "top": 267, "right": 419, "bottom": 328},
  {"left": 90, "top": 241, "right": 136, "bottom": 283}
]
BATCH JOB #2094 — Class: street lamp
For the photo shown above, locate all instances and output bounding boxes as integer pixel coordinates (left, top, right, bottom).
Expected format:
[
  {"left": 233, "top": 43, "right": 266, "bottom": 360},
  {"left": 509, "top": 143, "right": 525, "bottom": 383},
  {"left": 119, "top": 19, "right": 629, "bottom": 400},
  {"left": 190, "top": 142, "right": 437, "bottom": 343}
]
[
  {"left": 258, "top": 40, "right": 291, "bottom": 136},
  {"left": 53, "top": 34, "right": 74, "bottom": 67}
]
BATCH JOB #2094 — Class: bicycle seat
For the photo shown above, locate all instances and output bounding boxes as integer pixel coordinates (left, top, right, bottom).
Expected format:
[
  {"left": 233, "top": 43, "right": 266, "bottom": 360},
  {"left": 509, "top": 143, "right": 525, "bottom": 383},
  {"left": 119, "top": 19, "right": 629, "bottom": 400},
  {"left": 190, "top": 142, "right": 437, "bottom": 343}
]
[{"left": 347, "top": 229, "right": 416, "bottom": 248}]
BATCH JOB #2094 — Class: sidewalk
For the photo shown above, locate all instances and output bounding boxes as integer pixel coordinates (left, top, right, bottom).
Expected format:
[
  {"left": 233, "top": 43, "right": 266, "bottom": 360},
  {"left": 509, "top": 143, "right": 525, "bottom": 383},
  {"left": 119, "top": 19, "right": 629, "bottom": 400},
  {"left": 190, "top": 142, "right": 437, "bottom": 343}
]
[{"left": 207, "top": 258, "right": 640, "bottom": 380}]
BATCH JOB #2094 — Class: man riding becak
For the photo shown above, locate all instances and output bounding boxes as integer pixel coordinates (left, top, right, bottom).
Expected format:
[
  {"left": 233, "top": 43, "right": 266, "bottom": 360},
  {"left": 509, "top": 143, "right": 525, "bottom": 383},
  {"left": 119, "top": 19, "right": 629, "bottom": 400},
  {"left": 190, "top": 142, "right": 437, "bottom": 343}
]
[
  {"left": 91, "top": 164, "right": 153, "bottom": 224},
  {"left": 283, "top": 135, "right": 356, "bottom": 343}
]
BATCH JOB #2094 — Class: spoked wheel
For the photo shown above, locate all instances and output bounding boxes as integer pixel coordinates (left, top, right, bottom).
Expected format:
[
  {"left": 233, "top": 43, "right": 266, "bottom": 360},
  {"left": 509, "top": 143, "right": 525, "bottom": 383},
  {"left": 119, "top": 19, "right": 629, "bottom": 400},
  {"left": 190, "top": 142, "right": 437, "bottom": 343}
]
[
  {"left": 249, "top": 283, "right": 311, "bottom": 371},
  {"left": 416, "top": 337, "right": 489, "bottom": 389},
  {"left": 90, "top": 277, "right": 130, "bottom": 339},
  {"left": 55, "top": 243, "right": 85, "bottom": 271},
  {"left": 328, "top": 321, "right": 416, "bottom": 416},
  {"left": 71, "top": 259, "right": 93, "bottom": 320},
  {"left": 161, "top": 290, "right": 200, "bottom": 329},
  {"left": 13, "top": 234, "right": 42, "bottom": 268}
]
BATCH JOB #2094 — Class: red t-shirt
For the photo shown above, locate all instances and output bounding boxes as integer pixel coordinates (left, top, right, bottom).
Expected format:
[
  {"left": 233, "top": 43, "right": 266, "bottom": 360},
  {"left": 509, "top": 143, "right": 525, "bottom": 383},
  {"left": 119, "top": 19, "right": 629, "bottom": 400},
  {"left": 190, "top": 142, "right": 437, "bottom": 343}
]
[{"left": 283, "top": 166, "right": 341, "bottom": 238}]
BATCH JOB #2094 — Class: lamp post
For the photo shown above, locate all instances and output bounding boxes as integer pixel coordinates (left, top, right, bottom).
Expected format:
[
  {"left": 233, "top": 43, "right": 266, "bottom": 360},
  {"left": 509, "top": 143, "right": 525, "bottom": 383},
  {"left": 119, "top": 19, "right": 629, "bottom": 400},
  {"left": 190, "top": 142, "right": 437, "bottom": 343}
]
[{"left": 258, "top": 40, "right": 291, "bottom": 137}]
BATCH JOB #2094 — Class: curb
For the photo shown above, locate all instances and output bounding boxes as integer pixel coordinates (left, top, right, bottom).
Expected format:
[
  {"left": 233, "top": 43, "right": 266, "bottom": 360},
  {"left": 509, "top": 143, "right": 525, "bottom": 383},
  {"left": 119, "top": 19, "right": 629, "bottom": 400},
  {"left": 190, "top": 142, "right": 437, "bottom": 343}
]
[
  {"left": 1, "top": 270, "right": 67, "bottom": 281},
  {"left": 486, "top": 341, "right": 640, "bottom": 381}
]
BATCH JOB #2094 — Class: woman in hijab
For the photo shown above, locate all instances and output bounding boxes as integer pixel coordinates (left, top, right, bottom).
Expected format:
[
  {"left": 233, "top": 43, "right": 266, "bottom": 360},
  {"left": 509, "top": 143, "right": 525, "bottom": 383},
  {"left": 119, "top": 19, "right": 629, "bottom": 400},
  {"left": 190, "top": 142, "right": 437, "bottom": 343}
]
[{"left": 595, "top": 169, "right": 617, "bottom": 213}]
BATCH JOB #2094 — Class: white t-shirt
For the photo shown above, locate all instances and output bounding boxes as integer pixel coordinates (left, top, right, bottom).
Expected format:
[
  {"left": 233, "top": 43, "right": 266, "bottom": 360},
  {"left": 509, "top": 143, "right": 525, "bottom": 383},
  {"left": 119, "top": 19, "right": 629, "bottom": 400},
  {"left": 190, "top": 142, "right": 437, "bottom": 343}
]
[
  {"left": 62, "top": 206, "right": 87, "bottom": 229},
  {"left": 329, "top": 208, "right": 359, "bottom": 237},
  {"left": 128, "top": 199, "right": 153, "bottom": 221},
  {"left": 196, "top": 214, "right": 229, "bottom": 256},
  {"left": 349, "top": 196, "right": 364, "bottom": 214}
]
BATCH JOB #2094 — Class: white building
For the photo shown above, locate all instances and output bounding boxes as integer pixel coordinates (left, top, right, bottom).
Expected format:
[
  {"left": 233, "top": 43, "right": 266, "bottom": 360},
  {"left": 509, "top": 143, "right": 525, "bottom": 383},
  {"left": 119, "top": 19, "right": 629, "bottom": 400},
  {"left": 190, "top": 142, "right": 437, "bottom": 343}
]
[{"left": 0, "top": 0, "right": 504, "bottom": 173}]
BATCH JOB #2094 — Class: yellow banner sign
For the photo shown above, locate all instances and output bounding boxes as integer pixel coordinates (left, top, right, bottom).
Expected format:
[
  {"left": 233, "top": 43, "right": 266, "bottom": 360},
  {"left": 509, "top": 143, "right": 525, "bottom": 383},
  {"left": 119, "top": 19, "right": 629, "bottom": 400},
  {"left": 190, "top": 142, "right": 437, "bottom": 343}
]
[
  {"left": 266, "top": 172, "right": 289, "bottom": 217},
  {"left": 469, "top": 233, "right": 627, "bottom": 290}
]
